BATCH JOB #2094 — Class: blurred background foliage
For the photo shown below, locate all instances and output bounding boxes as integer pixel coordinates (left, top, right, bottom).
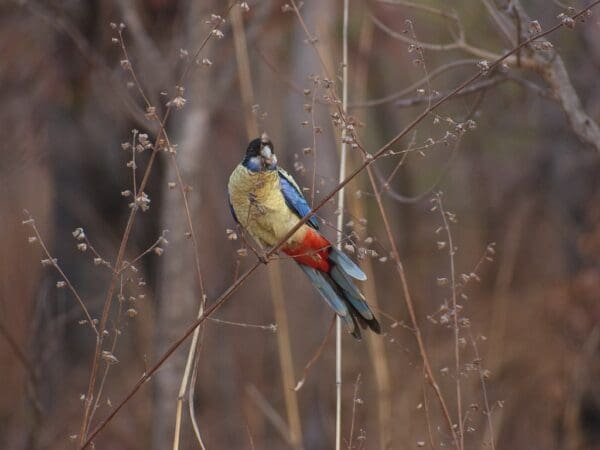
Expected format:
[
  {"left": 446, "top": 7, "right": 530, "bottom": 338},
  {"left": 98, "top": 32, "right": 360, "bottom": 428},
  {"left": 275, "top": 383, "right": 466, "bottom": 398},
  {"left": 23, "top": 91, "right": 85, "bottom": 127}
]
[{"left": 0, "top": 0, "right": 599, "bottom": 449}]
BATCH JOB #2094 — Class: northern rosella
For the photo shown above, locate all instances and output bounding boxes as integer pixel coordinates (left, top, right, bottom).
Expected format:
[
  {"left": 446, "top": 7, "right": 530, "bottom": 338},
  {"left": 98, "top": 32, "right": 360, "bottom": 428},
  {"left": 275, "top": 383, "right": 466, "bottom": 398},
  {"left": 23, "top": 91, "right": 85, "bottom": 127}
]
[{"left": 227, "top": 134, "right": 381, "bottom": 339}]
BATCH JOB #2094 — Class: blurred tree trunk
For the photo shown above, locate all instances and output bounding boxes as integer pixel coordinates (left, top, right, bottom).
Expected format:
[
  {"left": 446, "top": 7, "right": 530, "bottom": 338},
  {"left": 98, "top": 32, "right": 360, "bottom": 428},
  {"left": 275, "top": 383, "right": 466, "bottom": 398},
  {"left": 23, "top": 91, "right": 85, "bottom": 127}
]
[{"left": 152, "top": 2, "right": 213, "bottom": 448}]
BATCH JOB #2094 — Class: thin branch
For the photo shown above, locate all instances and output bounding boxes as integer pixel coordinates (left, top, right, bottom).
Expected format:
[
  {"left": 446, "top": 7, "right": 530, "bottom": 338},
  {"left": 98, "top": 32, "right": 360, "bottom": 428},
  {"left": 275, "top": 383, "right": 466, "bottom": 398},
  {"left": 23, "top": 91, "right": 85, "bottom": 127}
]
[
  {"left": 395, "top": 76, "right": 506, "bottom": 107},
  {"left": 370, "top": 13, "right": 500, "bottom": 61},
  {"left": 470, "top": 335, "right": 496, "bottom": 450},
  {"left": 207, "top": 317, "right": 277, "bottom": 331},
  {"left": 347, "top": 374, "right": 362, "bottom": 450},
  {"left": 188, "top": 331, "right": 206, "bottom": 450},
  {"left": 350, "top": 59, "right": 480, "bottom": 109},
  {"left": 436, "top": 194, "right": 464, "bottom": 450},
  {"left": 336, "top": 1, "right": 350, "bottom": 448},
  {"left": 23, "top": 214, "right": 97, "bottom": 336}
]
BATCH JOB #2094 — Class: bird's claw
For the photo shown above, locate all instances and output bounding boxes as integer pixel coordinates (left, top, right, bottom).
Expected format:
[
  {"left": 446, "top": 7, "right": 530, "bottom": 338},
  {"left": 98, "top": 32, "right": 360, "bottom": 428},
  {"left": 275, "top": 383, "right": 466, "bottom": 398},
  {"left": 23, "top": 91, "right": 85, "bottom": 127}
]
[{"left": 258, "top": 254, "right": 269, "bottom": 264}]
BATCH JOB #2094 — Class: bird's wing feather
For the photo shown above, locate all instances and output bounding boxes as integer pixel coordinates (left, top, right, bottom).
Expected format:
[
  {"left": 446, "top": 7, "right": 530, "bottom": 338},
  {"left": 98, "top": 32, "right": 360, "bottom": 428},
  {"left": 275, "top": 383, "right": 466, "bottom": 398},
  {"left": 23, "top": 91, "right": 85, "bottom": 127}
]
[
  {"left": 278, "top": 168, "right": 319, "bottom": 229},
  {"left": 228, "top": 193, "right": 239, "bottom": 224}
]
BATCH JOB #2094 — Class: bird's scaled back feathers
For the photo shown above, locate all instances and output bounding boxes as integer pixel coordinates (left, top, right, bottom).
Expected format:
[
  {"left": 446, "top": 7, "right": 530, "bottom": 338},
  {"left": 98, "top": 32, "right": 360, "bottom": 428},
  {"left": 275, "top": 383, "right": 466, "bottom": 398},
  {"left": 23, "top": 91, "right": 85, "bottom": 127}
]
[
  {"left": 278, "top": 168, "right": 319, "bottom": 229},
  {"left": 228, "top": 137, "right": 381, "bottom": 339}
]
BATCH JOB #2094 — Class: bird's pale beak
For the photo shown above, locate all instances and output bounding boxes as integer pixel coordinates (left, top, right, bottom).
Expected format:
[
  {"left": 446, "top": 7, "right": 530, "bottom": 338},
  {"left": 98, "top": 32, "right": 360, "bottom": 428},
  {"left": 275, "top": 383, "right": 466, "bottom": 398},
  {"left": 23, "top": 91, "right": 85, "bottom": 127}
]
[{"left": 260, "top": 145, "right": 276, "bottom": 166}]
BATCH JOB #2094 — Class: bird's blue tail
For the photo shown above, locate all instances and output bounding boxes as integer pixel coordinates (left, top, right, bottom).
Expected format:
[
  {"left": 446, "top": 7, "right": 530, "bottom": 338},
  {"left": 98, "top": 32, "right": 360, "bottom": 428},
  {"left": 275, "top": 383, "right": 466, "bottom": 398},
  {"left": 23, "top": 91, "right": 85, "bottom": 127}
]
[{"left": 298, "top": 248, "right": 381, "bottom": 340}]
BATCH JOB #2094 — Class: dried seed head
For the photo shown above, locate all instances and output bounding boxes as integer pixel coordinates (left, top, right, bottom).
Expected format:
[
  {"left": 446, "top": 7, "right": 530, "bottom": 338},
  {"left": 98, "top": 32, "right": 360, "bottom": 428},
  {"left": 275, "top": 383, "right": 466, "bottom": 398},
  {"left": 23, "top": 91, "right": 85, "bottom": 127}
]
[
  {"left": 72, "top": 228, "right": 85, "bottom": 240},
  {"left": 529, "top": 20, "right": 542, "bottom": 34},
  {"left": 477, "top": 60, "right": 490, "bottom": 74},
  {"left": 101, "top": 351, "right": 119, "bottom": 365},
  {"left": 169, "top": 96, "right": 187, "bottom": 110}
]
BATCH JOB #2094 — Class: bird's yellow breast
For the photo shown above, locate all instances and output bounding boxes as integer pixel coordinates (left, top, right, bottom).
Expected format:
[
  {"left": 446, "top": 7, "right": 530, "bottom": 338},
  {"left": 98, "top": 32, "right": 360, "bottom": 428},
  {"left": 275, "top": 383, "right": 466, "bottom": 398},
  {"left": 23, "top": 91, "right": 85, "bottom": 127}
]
[{"left": 228, "top": 165, "right": 307, "bottom": 247}]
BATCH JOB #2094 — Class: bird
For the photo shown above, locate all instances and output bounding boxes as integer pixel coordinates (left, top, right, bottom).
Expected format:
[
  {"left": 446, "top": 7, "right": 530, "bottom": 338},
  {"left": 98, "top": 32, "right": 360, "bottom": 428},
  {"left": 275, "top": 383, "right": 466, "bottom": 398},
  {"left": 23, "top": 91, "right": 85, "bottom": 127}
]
[{"left": 227, "top": 133, "right": 381, "bottom": 340}]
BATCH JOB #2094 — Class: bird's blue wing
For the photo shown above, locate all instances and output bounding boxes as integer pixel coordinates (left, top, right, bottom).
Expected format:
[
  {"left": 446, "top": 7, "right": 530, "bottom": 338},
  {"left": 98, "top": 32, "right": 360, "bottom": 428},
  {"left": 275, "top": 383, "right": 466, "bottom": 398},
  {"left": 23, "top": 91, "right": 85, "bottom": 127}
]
[{"left": 278, "top": 168, "right": 319, "bottom": 229}]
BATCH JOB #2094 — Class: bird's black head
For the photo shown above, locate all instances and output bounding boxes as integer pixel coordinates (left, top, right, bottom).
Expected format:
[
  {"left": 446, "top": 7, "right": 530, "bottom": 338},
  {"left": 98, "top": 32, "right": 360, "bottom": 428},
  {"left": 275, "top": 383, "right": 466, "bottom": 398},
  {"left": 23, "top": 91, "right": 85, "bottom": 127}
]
[{"left": 242, "top": 133, "right": 277, "bottom": 172}]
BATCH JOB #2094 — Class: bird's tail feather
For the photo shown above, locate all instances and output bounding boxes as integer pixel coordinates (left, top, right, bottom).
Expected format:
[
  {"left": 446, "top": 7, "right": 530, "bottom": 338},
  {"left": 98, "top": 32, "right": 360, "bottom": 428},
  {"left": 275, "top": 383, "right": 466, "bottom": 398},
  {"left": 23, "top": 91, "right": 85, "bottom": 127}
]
[
  {"left": 329, "top": 247, "right": 367, "bottom": 280},
  {"left": 299, "top": 260, "right": 381, "bottom": 340}
]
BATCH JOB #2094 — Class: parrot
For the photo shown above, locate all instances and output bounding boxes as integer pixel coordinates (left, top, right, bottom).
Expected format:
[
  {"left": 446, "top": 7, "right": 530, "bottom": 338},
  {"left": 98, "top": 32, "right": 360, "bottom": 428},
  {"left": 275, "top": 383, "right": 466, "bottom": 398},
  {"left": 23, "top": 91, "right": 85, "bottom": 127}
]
[{"left": 227, "top": 134, "right": 381, "bottom": 340}]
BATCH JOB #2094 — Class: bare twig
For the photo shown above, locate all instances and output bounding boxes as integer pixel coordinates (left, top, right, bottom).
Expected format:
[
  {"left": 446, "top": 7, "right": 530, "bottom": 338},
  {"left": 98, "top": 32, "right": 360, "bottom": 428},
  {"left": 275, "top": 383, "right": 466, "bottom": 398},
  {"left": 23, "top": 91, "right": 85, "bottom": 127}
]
[
  {"left": 436, "top": 194, "right": 464, "bottom": 450},
  {"left": 470, "top": 336, "right": 496, "bottom": 450},
  {"left": 208, "top": 317, "right": 277, "bottom": 331},
  {"left": 347, "top": 374, "right": 362, "bottom": 450},
  {"left": 370, "top": 13, "right": 499, "bottom": 61},
  {"left": 23, "top": 213, "right": 97, "bottom": 336},
  {"left": 350, "top": 59, "right": 479, "bottom": 109}
]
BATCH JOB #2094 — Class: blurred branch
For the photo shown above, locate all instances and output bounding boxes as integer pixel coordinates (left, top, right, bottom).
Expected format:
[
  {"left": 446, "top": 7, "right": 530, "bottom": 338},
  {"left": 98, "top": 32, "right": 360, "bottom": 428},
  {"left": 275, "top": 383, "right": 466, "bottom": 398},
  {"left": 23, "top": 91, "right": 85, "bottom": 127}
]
[
  {"left": 116, "top": 0, "right": 168, "bottom": 107},
  {"left": 350, "top": 59, "right": 480, "bottom": 109},
  {"left": 21, "top": 0, "right": 149, "bottom": 128},
  {"left": 0, "top": 320, "right": 43, "bottom": 416},
  {"left": 378, "top": 0, "right": 462, "bottom": 23},
  {"left": 23, "top": 213, "right": 98, "bottom": 336},
  {"left": 246, "top": 385, "right": 300, "bottom": 449},
  {"left": 395, "top": 75, "right": 506, "bottom": 107},
  {"left": 483, "top": 0, "right": 600, "bottom": 151},
  {"left": 481, "top": 0, "right": 518, "bottom": 45},
  {"left": 370, "top": 13, "right": 500, "bottom": 61}
]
